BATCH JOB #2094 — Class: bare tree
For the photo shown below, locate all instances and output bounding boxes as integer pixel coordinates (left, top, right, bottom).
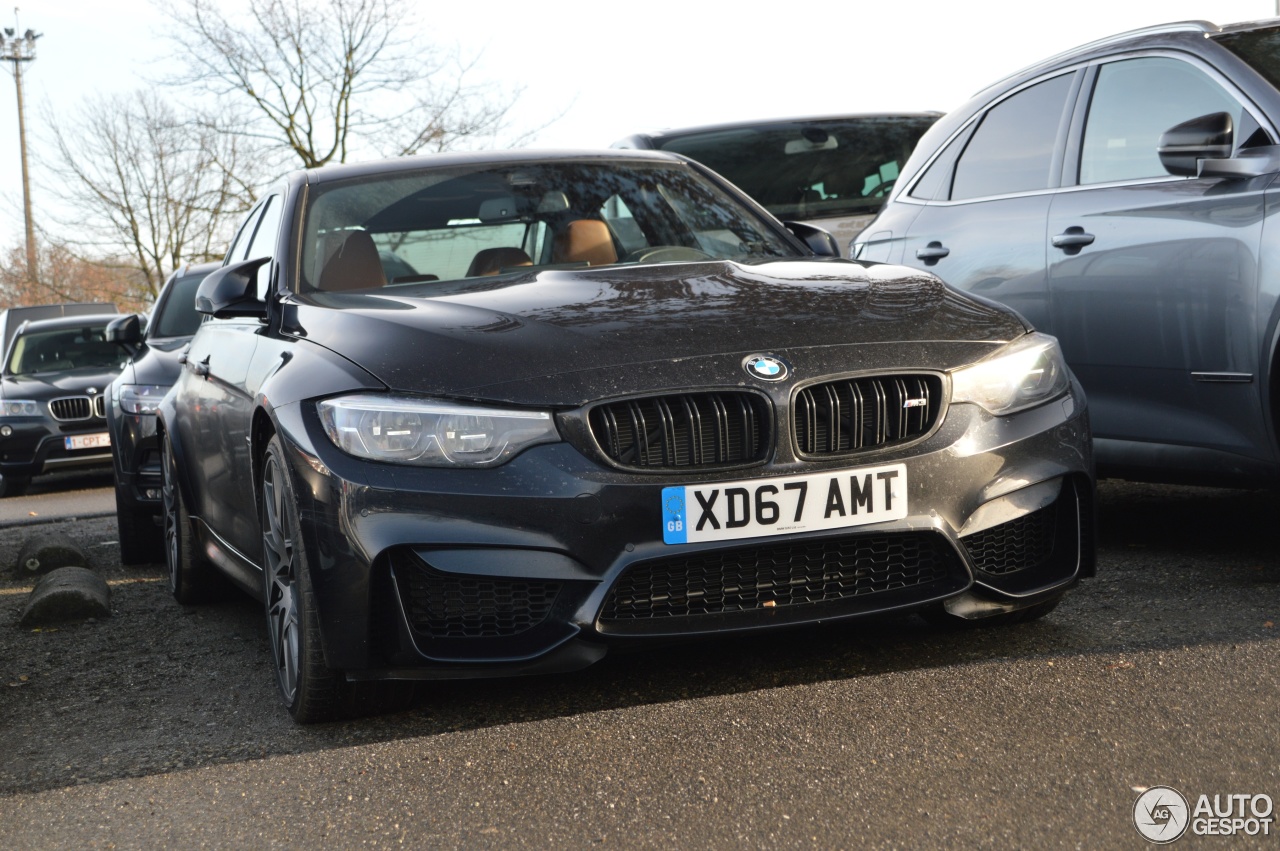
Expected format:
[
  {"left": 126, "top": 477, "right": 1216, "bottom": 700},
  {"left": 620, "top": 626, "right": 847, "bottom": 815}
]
[
  {"left": 43, "top": 90, "right": 259, "bottom": 300},
  {"left": 0, "top": 239, "right": 147, "bottom": 311},
  {"left": 160, "top": 0, "right": 523, "bottom": 168}
]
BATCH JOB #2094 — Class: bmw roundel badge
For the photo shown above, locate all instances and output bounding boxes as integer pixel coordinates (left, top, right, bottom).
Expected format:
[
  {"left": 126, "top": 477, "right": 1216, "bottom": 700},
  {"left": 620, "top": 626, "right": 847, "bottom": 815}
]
[{"left": 744, "top": 354, "right": 789, "bottom": 382}]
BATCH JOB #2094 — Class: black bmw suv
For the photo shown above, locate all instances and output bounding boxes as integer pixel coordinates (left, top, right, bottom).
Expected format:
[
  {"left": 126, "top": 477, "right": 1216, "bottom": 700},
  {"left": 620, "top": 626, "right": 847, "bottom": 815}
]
[
  {"left": 107, "top": 261, "right": 216, "bottom": 563},
  {"left": 0, "top": 312, "right": 126, "bottom": 497}
]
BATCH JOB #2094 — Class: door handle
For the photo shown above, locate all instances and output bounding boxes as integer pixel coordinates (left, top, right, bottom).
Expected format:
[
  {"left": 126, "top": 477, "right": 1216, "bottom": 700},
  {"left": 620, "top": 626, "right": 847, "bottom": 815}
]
[
  {"left": 915, "top": 241, "right": 950, "bottom": 262},
  {"left": 1052, "top": 227, "right": 1096, "bottom": 250}
]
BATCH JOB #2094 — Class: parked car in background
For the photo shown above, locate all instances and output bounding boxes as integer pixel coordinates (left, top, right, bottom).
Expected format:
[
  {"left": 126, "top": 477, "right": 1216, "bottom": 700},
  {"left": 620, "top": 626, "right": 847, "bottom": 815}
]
[
  {"left": 0, "top": 302, "right": 116, "bottom": 357},
  {"left": 159, "top": 149, "right": 1093, "bottom": 722},
  {"left": 0, "top": 311, "right": 125, "bottom": 496},
  {"left": 106, "top": 261, "right": 217, "bottom": 564},
  {"left": 856, "top": 18, "right": 1280, "bottom": 488},
  {"left": 614, "top": 113, "right": 940, "bottom": 247}
]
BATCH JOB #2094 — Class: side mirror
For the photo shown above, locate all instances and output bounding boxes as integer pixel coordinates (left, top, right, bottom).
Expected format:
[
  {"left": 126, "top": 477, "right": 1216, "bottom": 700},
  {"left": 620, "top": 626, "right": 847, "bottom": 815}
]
[
  {"left": 1158, "top": 112, "right": 1234, "bottom": 177},
  {"left": 195, "top": 257, "right": 271, "bottom": 319},
  {"left": 105, "top": 313, "right": 144, "bottom": 356},
  {"left": 783, "top": 221, "right": 841, "bottom": 258}
]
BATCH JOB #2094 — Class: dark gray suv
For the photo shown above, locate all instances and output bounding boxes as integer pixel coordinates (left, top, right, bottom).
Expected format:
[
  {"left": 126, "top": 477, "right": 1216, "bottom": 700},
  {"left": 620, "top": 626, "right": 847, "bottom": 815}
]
[{"left": 857, "top": 19, "right": 1280, "bottom": 487}]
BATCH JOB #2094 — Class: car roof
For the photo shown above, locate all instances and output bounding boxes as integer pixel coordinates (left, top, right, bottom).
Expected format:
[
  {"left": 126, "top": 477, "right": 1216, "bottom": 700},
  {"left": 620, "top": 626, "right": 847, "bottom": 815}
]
[
  {"left": 14, "top": 314, "right": 119, "bottom": 335},
  {"left": 169, "top": 260, "right": 222, "bottom": 281},
  {"left": 296, "top": 148, "right": 687, "bottom": 187},
  {"left": 624, "top": 113, "right": 944, "bottom": 143}
]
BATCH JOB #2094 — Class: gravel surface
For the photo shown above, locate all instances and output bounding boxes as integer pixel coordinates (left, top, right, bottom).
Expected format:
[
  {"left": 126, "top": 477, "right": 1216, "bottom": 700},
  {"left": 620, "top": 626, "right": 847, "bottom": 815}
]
[{"left": 0, "top": 480, "right": 1276, "bottom": 847}]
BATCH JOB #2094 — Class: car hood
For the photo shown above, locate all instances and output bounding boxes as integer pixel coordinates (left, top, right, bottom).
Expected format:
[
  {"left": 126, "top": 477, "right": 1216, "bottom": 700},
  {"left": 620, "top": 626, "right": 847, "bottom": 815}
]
[
  {"left": 288, "top": 259, "right": 1027, "bottom": 406},
  {"left": 1, "top": 368, "right": 121, "bottom": 399}
]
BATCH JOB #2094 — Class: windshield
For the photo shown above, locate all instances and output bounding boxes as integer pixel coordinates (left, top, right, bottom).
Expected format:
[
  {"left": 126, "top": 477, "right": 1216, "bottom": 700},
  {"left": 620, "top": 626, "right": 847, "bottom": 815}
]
[
  {"left": 151, "top": 270, "right": 208, "bottom": 338},
  {"left": 653, "top": 116, "right": 938, "bottom": 221},
  {"left": 6, "top": 324, "right": 125, "bottom": 376},
  {"left": 299, "top": 159, "right": 798, "bottom": 293},
  {"left": 1215, "top": 27, "right": 1280, "bottom": 97}
]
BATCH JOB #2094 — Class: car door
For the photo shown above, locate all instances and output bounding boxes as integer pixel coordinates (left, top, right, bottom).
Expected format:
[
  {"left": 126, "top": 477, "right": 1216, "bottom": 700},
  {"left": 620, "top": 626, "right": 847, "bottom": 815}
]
[
  {"left": 1046, "top": 55, "right": 1276, "bottom": 466},
  {"left": 884, "top": 72, "right": 1081, "bottom": 331},
  {"left": 179, "top": 195, "right": 282, "bottom": 558}
]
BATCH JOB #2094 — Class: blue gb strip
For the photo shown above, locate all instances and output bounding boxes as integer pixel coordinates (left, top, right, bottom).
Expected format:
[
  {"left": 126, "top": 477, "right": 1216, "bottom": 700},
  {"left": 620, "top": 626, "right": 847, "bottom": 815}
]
[{"left": 661, "top": 486, "right": 688, "bottom": 544}]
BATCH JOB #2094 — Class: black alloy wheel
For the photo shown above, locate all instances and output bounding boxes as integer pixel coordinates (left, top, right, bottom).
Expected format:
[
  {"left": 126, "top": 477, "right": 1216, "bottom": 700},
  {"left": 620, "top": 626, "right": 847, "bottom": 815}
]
[{"left": 262, "top": 434, "right": 346, "bottom": 722}]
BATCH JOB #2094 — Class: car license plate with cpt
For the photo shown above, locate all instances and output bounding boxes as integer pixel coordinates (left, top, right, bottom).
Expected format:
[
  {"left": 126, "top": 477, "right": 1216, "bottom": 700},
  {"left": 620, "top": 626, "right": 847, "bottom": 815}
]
[
  {"left": 65, "top": 433, "right": 110, "bottom": 451},
  {"left": 661, "top": 463, "right": 907, "bottom": 545}
]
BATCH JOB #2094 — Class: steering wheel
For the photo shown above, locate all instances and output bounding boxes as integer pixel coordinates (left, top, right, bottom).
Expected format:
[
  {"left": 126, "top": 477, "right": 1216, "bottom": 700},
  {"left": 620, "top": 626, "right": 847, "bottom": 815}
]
[
  {"left": 625, "top": 246, "right": 713, "bottom": 263},
  {"left": 868, "top": 179, "right": 896, "bottom": 198}
]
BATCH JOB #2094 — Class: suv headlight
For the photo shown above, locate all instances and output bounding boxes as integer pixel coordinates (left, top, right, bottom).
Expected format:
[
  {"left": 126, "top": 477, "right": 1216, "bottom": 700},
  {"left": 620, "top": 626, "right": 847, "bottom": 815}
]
[
  {"left": 119, "top": 384, "right": 170, "bottom": 415},
  {"left": 950, "top": 332, "right": 1070, "bottom": 415},
  {"left": 318, "top": 395, "right": 559, "bottom": 468},
  {"left": 0, "top": 399, "right": 38, "bottom": 417}
]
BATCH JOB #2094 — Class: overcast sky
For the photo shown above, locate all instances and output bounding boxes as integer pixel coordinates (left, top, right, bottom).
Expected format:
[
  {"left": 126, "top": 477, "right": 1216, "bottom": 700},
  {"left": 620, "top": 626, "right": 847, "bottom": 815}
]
[{"left": 0, "top": 0, "right": 1273, "bottom": 253}]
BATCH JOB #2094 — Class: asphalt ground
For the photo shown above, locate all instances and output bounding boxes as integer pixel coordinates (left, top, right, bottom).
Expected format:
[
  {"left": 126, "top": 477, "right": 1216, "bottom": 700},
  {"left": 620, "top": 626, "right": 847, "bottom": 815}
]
[{"left": 0, "top": 478, "right": 1276, "bottom": 848}]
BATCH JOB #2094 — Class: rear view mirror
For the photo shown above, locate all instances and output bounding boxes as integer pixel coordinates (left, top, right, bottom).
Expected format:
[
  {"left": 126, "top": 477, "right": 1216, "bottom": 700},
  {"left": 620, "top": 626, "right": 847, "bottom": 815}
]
[
  {"left": 1158, "top": 112, "right": 1234, "bottom": 176},
  {"left": 195, "top": 257, "right": 270, "bottom": 319},
  {"left": 105, "top": 314, "right": 144, "bottom": 355},
  {"left": 783, "top": 221, "right": 841, "bottom": 257}
]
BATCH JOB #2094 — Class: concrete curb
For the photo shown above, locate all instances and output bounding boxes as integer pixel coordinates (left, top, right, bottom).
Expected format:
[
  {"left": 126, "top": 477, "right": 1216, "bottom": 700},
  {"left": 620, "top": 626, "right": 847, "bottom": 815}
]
[
  {"left": 12, "top": 533, "right": 92, "bottom": 577},
  {"left": 18, "top": 566, "right": 112, "bottom": 628},
  {"left": 1, "top": 511, "right": 116, "bottom": 531}
]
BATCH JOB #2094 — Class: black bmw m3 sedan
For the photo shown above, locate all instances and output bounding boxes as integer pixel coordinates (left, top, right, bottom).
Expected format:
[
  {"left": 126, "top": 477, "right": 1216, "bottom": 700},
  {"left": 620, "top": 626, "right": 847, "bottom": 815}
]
[{"left": 159, "top": 149, "right": 1094, "bottom": 722}]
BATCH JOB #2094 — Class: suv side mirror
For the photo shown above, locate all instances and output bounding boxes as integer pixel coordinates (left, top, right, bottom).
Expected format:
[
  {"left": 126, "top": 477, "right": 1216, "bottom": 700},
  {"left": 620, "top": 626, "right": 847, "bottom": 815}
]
[
  {"left": 783, "top": 221, "right": 841, "bottom": 257},
  {"left": 195, "top": 257, "right": 271, "bottom": 319},
  {"left": 105, "top": 314, "right": 144, "bottom": 356},
  {"left": 1158, "top": 112, "right": 1234, "bottom": 176}
]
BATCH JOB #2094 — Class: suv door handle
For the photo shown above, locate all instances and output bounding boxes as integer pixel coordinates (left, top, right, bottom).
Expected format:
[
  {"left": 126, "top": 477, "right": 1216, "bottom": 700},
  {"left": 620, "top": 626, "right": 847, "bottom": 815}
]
[
  {"left": 1052, "top": 227, "right": 1096, "bottom": 250},
  {"left": 915, "top": 241, "right": 950, "bottom": 262}
]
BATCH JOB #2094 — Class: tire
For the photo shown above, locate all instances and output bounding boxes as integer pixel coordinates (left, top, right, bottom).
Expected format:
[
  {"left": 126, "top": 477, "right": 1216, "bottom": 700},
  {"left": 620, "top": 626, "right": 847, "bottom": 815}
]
[
  {"left": 261, "top": 435, "right": 415, "bottom": 723},
  {"left": 115, "top": 481, "right": 163, "bottom": 566},
  {"left": 262, "top": 435, "right": 350, "bottom": 723},
  {"left": 923, "top": 594, "right": 1063, "bottom": 629},
  {"left": 0, "top": 475, "right": 30, "bottom": 498},
  {"left": 161, "top": 432, "right": 225, "bottom": 603}
]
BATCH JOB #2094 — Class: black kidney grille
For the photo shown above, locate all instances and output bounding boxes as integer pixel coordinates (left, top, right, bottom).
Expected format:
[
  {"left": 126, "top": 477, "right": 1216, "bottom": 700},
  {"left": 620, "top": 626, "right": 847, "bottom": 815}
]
[
  {"left": 395, "top": 555, "right": 562, "bottom": 639},
  {"left": 93, "top": 395, "right": 106, "bottom": 418},
  {"left": 589, "top": 392, "right": 770, "bottom": 470},
  {"left": 794, "top": 374, "right": 942, "bottom": 456},
  {"left": 49, "top": 397, "right": 91, "bottom": 421},
  {"left": 600, "top": 532, "right": 960, "bottom": 622},
  {"left": 960, "top": 502, "right": 1058, "bottom": 576}
]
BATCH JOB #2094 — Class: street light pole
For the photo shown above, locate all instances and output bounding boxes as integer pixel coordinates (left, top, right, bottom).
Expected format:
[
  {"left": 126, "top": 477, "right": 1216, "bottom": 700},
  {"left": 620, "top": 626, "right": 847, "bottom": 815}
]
[{"left": 1, "top": 14, "right": 40, "bottom": 286}]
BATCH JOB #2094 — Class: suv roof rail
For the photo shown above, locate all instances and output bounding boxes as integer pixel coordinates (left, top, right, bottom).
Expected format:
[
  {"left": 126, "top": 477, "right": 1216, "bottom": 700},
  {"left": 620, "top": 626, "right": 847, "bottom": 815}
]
[{"left": 979, "top": 20, "right": 1219, "bottom": 95}]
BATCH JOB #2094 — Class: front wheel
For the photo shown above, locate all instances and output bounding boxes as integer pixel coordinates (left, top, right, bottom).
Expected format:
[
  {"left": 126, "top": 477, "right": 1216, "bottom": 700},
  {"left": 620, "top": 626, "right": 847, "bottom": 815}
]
[
  {"left": 261, "top": 435, "right": 349, "bottom": 723},
  {"left": 0, "top": 475, "right": 30, "bottom": 498}
]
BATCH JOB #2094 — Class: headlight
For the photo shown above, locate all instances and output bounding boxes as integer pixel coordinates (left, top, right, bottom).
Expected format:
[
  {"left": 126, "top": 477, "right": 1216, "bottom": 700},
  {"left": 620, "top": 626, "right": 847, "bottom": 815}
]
[
  {"left": 950, "top": 332, "right": 1070, "bottom": 415},
  {"left": 119, "top": 384, "right": 170, "bottom": 415},
  {"left": 318, "top": 395, "right": 559, "bottom": 468},
  {"left": 0, "top": 399, "right": 38, "bottom": 417}
]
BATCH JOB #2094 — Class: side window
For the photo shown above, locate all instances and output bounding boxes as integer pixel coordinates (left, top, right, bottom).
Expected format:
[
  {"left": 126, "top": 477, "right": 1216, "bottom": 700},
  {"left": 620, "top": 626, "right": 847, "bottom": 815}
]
[
  {"left": 243, "top": 195, "right": 283, "bottom": 298},
  {"left": 225, "top": 202, "right": 264, "bottom": 264},
  {"left": 950, "top": 74, "right": 1075, "bottom": 200},
  {"left": 1079, "top": 57, "right": 1246, "bottom": 185}
]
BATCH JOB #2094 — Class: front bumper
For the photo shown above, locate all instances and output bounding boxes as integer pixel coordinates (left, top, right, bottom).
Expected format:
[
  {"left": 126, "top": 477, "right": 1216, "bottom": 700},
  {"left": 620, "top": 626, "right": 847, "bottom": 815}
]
[
  {"left": 0, "top": 416, "right": 113, "bottom": 479},
  {"left": 274, "top": 383, "right": 1093, "bottom": 679}
]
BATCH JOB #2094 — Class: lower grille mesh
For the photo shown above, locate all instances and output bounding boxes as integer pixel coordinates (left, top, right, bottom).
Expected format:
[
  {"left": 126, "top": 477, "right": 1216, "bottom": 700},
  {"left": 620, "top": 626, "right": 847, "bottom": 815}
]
[
  {"left": 601, "top": 533, "right": 961, "bottom": 622},
  {"left": 961, "top": 502, "right": 1058, "bottom": 575},
  {"left": 395, "top": 554, "right": 562, "bottom": 638}
]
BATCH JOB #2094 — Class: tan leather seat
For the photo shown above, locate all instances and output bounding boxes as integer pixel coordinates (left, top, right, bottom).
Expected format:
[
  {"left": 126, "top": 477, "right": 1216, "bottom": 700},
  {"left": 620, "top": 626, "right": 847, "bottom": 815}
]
[
  {"left": 552, "top": 220, "right": 618, "bottom": 266},
  {"left": 317, "top": 231, "right": 387, "bottom": 291},
  {"left": 466, "top": 247, "right": 534, "bottom": 277}
]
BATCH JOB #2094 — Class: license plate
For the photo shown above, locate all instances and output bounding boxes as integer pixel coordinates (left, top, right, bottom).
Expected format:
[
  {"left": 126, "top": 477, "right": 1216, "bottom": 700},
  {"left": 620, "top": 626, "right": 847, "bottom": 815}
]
[
  {"left": 661, "top": 463, "right": 907, "bottom": 545},
  {"left": 65, "top": 433, "right": 110, "bottom": 451}
]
